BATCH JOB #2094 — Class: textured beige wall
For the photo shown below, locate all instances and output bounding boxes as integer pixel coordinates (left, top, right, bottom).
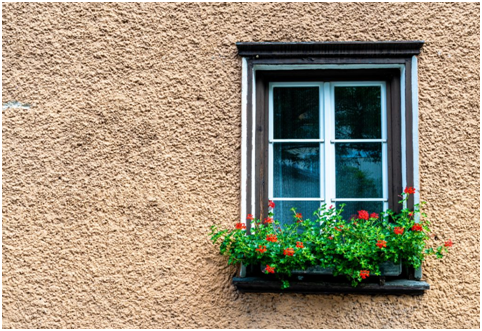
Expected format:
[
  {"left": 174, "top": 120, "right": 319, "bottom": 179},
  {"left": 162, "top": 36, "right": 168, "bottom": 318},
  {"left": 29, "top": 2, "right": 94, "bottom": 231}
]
[{"left": 2, "top": 2, "right": 479, "bottom": 328}]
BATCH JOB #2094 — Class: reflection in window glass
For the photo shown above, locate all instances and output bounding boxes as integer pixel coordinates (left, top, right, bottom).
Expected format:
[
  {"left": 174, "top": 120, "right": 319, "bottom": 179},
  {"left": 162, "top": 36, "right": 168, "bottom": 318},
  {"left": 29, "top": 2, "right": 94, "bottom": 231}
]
[
  {"left": 273, "top": 87, "right": 319, "bottom": 139},
  {"left": 335, "top": 143, "right": 382, "bottom": 198},
  {"left": 335, "top": 86, "right": 381, "bottom": 139},
  {"left": 273, "top": 143, "right": 320, "bottom": 198}
]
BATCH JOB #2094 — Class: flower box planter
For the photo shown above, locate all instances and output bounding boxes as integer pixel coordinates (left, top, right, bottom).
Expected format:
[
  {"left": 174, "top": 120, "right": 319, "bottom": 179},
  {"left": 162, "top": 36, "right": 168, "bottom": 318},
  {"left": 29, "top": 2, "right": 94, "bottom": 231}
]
[
  {"left": 232, "top": 277, "right": 430, "bottom": 295},
  {"left": 254, "top": 261, "right": 402, "bottom": 277},
  {"left": 291, "top": 261, "right": 402, "bottom": 276},
  {"left": 238, "top": 262, "right": 425, "bottom": 294}
]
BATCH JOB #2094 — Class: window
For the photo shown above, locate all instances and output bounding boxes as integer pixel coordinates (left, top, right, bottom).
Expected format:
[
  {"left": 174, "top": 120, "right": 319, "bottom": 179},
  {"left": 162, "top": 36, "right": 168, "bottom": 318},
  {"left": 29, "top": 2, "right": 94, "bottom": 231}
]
[
  {"left": 238, "top": 41, "right": 424, "bottom": 230},
  {"left": 235, "top": 42, "right": 428, "bottom": 293},
  {"left": 270, "top": 81, "right": 390, "bottom": 224}
]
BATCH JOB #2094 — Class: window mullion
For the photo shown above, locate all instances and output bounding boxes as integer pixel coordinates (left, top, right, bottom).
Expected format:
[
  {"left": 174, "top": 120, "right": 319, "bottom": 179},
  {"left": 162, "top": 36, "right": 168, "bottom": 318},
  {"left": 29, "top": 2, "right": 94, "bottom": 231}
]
[{"left": 323, "top": 82, "right": 336, "bottom": 207}]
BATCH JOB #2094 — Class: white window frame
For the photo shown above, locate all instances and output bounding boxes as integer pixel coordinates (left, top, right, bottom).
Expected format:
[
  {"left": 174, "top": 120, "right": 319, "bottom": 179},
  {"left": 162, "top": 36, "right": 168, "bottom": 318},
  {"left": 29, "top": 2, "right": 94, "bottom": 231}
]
[
  {"left": 240, "top": 60, "right": 420, "bottom": 228},
  {"left": 267, "top": 81, "right": 388, "bottom": 219}
]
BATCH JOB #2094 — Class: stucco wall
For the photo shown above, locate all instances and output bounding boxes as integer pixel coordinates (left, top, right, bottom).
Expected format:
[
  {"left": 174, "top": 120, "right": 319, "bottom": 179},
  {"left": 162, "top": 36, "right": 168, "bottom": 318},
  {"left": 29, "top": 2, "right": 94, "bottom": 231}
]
[{"left": 2, "top": 2, "right": 479, "bottom": 328}]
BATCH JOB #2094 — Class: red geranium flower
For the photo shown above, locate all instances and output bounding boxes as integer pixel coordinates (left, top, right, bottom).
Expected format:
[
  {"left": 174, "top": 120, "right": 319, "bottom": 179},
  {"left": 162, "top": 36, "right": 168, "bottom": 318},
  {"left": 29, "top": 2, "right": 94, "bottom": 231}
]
[
  {"left": 358, "top": 210, "right": 369, "bottom": 220},
  {"left": 370, "top": 213, "right": 379, "bottom": 220},
  {"left": 411, "top": 224, "right": 423, "bottom": 232},
  {"left": 296, "top": 241, "right": 304, "bottom": 248},
  {"left": 235, "top": 223, "right": 246, "bottom": 230},
  {"left": 283, "top": 248, "right": 295, "bottom": 256},
  {"left": 295, "top": 213, "right": 302, "bottom": 219},
  {"left": 264, "top": 217, "right": 273, "bottom": 224},
  {"left": 246, "top": 214, "right": 254, "bottom": 220},
  {"left": 328, "top": 236, "right": 334, "bottom": 240},
  {"left": 335, "top": 225, "right": 344, "bottom": 232},
  {"left": 394, "top": 227, "right": 404, "bottom": 235},
  {"left": 255, "top": 245, "right": 267, "bottom": 254},
  {"left": 266, "top": 234, "right": 277, "bottom": 242},
  {"left": 376, "top": 240, "right": 387, "bottom": 248},
  {"left": 268, "top": 200, "right": 275, "bottom": 209},
  {"left": 360, "top": 270, "right": 370, "bottom": 279},
  {"left": 408, "top": 212, "right": 414, "bottom": 217},
  {"left": 444, "top": 240, "right": 453, "bottom": 247},
  {"left": 404, "top": 187, "right": 416, "bottom": 194},
  {"left": 265, "top": 265, "right": 275, "bottom": 274}
]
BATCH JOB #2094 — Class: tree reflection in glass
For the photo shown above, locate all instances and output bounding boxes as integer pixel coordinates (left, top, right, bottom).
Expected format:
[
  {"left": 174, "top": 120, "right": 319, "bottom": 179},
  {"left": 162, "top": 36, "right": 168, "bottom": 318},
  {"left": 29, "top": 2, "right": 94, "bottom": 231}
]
[
  {"left": 335, "top": 143, "right": 382, "bottom": 199},
  {"left": 273, "top": 87, "right": 319, "bottom": 139},
  {"left": 335, "top": 86, "right": 381, "bottom": 139}
]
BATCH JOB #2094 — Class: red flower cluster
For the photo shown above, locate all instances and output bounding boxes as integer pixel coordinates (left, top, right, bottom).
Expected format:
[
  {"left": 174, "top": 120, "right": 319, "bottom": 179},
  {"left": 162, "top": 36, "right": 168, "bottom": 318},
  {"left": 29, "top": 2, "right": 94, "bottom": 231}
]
[
  {"left": 283, "top": 248, "right": 295, "bottom": 256},
  {"left": 264, "top": 217, "right": 273, "bottom": 224},
  {"left": 255, "top": 245, "right": 267, "bottom": 254},
  {"left": 411, "top": 224, "right": 423, "bottom": 232},
  {"left": 296, "top": 241, "right": 304, "bottom": 248},
  {"left": 360, "top": 270, "right": 370, "bottom": 279},
  {"left": 235, "top": 223, "right": 246, "bottom": 230},
  {"left": 444, "top": 239, "right": 453, "bottom": 247},
  {"left": 266, "top": 234, "right": 277, "bottom": 242},
  {"left": 295, "top": 213, "right": 303, "bottom": 223},
  {"left": 370, "top": 212, "right": 379, "bottom": 220},
  {"left": 394, "top": 227, "right": 404, "bottom": 235},
  {"left": 328, "top": 236, "right": 334, "bottom": 240},
  {"left": 265, "top": 265, "right": 275, "bottom": 274},
  {"left": 404, "top": 187, "right": 416, "bottom": 194},
  {"left": 335, "top": 225, "right": 344, "bottom": 232},
  {"left": 376, "top": 240, "right": 387, "bottom": 248},
  {"left": 408, "top": 212, "right": 414, "bottom": 217},
  {"left": 268, "top": 200, "right": 275, "bottom": 209},
  {"left": 358, "top": 210, "right": 369, "bottom": 220},
  {"left": 247, "top": 214, "right": 254, "bottom": 220}
]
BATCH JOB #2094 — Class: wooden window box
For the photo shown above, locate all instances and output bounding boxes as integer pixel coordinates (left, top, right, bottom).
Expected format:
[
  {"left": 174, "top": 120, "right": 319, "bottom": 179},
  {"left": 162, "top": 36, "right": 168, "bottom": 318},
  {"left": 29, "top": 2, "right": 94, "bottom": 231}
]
[
  {"left": 291, "top": 261, "right": 403, "bottom": 276},
  {"left": 236, "top": 263, "right": 428, "bottom": 295},
  {"left": 233, "top": 277, "right": 429, "bottom": 295}
]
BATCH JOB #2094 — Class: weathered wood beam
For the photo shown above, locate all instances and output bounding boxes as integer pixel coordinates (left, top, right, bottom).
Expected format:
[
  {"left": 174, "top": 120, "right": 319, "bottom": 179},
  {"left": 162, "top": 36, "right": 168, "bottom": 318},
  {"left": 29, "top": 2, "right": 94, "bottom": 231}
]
[{"left": 236, "top": 41, "right": 425, "bottom": 58}]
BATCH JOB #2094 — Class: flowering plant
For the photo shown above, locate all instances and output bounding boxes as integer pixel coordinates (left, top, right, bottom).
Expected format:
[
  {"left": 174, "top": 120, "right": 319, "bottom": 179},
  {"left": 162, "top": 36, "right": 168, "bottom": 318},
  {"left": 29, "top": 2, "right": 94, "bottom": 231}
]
[{"left": 209, "top": 188, "right": 452, "bottom": 289}]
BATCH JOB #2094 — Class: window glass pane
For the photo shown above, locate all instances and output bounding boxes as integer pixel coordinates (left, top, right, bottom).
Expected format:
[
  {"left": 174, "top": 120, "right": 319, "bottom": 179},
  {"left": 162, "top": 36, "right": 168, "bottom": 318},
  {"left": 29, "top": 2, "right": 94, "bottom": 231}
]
[
  {"left": 273, "top": 87, "right": 319, "bottom": 139},
  {"left": 335, "top": 86, "right": 381, "bottom": 139},
  {"left": 273, "top": 200, "right": 321, "bottom": 228},
  {"left": 274, "top": 143, "right": 320, "bottom": 198},
  {"left": 335, "top": 143, "right": 382, "bottom": 198},
  {"left": 336, "top": 201, "right": 384, "bottom": 222}
]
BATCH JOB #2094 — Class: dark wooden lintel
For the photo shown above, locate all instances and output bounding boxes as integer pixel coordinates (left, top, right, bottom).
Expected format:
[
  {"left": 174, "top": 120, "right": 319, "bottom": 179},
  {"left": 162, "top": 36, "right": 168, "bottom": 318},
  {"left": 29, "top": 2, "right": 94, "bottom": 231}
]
[
  {"left": 233, "top": 277, "right": 430, "bottom": 295},
  {"left": 237, "top": 41, "right": 424, "bottom": 58}
]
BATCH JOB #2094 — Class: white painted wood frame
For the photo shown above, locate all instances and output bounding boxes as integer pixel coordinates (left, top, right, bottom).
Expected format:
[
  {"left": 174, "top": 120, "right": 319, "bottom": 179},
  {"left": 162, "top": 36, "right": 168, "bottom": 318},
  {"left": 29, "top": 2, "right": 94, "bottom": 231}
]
[{"left": 240, "top": 62, "right": 419, "bottom": 224}]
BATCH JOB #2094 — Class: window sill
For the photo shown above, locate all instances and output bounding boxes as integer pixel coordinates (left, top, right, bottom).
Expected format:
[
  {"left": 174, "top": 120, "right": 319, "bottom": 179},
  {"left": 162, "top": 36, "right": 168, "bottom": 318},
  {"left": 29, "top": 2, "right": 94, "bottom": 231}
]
[{"left": 233, "top": 277, "right": 429, "bottom": 295}]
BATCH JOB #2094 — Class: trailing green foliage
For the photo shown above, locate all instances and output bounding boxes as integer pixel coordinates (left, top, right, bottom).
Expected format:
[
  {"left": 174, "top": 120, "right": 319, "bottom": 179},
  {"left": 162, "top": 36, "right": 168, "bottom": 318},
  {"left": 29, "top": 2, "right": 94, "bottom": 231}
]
[{"left": 209, "top": 189, "right": 452, "bottom": 289}]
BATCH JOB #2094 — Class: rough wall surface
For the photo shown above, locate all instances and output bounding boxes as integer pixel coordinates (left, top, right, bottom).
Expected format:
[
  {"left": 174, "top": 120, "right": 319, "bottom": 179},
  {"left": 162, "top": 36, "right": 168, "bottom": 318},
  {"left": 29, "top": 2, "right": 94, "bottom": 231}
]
[{"left": 2, "top": 2, "right": 479, "bottom": 328}]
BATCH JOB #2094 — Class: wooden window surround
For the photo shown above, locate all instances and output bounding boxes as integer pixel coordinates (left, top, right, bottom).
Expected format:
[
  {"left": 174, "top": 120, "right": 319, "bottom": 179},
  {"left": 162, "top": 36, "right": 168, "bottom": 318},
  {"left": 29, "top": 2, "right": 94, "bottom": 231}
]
[{"left": 235, "top": 41, "right": 428, "bottom": 294}]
